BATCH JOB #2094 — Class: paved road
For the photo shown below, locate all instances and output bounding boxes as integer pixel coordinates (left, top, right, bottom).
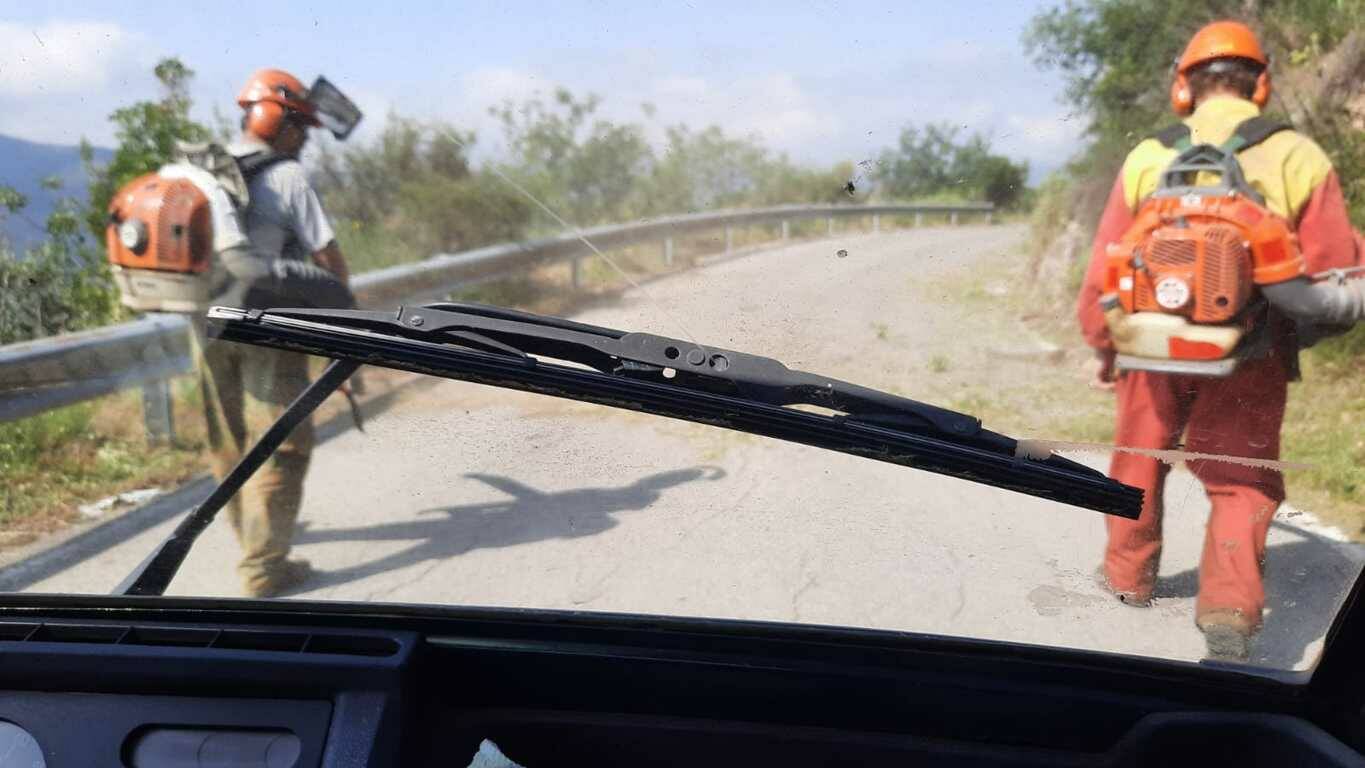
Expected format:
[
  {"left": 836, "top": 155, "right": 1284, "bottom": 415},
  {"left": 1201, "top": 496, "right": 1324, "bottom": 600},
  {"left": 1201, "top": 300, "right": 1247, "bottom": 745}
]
[{"left": 16, "top": 225, "right": 1364, "bottom": 671}]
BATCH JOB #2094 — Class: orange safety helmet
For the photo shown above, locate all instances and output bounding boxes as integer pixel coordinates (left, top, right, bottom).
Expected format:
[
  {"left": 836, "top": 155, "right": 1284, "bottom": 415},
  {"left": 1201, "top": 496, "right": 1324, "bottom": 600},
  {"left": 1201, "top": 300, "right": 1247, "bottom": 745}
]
[
  {"left": 237, "top": 68, "right": 321, "bottom": 141},
  {"left": 1170, "top": 21, "right": 1271, "bottom": 115}
]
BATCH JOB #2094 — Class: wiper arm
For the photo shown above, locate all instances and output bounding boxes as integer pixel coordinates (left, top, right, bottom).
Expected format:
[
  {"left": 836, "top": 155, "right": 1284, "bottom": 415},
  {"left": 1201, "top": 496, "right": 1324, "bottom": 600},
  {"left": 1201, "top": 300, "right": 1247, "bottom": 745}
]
[
  {"left": 119, "top": 357, "right": 359, "bottom": 596},
  {"left": 119, "top": 302, "right": 1140, "bottom": 596}
]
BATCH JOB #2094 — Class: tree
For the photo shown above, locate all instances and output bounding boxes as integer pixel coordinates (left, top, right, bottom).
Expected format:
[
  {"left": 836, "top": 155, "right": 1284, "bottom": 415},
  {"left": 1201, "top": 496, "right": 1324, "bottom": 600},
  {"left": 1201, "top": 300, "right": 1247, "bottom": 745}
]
[
  {"left": 0, "top": 182, "right": 118, "bottom": 344},
  {"left": 490, "top": 89, "right": 653, "bottom": 229},
  {"left": 1024, "top": 1, "right": 1365, "bottom": 166},
  {"left": 875, "top": 123, "right": 1029, "bottom": 208},
  {"left": 314, "top": 115, "right": 453, "bottom": 226},
  {"left": 875, "top": 124, "right": 961, "bottom": 200},
  {"left": 971, "top": 154, "right": 1031, "bottom": 210},
  {"left": 1, "top": 57, "right": 213, "bottom": 343},
  {"left": 312, "top": 116, "right": 532, "bottom": 266},
  {"left": 635, "top": 124, "right": 856, "bottom": 214},
  {"left": 82, "top": 57, "right": 210, "bottom": 237},
  {"left": 1027, "top": 0, "right": 1365, "bottom": 213}
]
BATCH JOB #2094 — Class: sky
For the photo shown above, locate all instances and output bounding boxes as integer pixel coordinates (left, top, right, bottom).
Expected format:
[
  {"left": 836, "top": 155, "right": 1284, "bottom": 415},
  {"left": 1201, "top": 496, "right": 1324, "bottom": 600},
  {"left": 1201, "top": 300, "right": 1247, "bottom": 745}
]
[{"left": 0, "top": 1, "right": 1084, "bottom": 183}]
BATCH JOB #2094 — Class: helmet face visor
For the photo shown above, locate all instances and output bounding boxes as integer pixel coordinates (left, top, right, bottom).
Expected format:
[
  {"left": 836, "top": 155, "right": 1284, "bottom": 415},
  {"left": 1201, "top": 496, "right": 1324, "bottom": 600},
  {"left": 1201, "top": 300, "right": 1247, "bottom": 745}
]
[{"left": 308, "top": 76, "right": 364, "bottom": 140}]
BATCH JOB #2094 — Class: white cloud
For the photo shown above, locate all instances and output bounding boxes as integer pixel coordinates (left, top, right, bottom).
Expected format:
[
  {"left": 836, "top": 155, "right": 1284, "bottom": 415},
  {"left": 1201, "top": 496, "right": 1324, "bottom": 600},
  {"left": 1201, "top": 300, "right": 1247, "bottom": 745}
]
[
  {"left": 708, "top": 73, "right": 832, "bottom": 149},
  {"left": 918, "top": 38, "right": 999, "bottom": 67},
  {"left": 0, "top": 21, "right": 139, "bottom": 97},
  {"left": 654, "top": 76, "right": 707, "bottom": 101},
  {"left": 1002, "top": 112, "right": 1084, "bottom": 148},
  {"left": 462, "top": 67, "right": 550, "bottom": 111},
  {"left": 0, "top": 19, "right": 157, "bottom": 146},
  {"left": 993, "top": 111, "right": 1086, "bottom": 176}
]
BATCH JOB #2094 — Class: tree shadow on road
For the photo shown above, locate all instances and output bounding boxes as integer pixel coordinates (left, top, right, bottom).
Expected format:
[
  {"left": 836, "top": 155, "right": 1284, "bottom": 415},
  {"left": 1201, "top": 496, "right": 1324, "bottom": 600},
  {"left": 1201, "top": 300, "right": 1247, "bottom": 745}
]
[
  {"left": 289, "top": 465, "right": 726, "bottom": 595},
  {"left": 1155, "top": 521, "right": 1364, "bottom": 669}
]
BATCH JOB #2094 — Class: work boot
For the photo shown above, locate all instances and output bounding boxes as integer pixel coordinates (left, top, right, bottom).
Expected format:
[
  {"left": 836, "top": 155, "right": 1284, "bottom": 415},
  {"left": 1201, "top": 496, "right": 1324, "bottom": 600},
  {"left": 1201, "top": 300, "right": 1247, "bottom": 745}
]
[
  {"left": 1199, "top": 611, "right": 1254, "bottom": 662},
  {"left": 243, "top": 558, "right": 313, "bottom": 599},
  {"left": 1095, "top": 567, "right": 1152, "bottom": 607}
]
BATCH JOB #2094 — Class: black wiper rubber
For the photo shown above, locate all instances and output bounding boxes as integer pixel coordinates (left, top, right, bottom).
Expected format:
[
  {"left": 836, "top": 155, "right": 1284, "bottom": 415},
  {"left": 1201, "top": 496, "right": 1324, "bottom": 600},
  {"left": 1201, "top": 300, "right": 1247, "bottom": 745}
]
[{"left": 206, "top": 303, "right": 1143, "bottom": 518}]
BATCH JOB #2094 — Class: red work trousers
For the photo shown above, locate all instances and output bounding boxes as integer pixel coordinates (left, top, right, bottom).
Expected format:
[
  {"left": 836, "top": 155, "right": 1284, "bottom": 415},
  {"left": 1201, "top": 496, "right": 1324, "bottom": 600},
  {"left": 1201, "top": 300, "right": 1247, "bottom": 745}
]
[{"left": 1103, "top": 354, "right": 1288, "bottom": 632}]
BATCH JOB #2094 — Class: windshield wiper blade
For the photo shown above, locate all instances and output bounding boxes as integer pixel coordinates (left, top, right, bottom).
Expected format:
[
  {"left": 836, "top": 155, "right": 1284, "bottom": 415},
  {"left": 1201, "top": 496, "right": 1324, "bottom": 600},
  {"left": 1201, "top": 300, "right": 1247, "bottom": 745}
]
[
  {"left": 217, "top": 301, "right": 987, "bottom": 434},
  {"left": 118, "top": 301, "right": 1140, "bottom": 595},
  {"left": 212, "top": 302, "right": 1141, "bottom": 514}
]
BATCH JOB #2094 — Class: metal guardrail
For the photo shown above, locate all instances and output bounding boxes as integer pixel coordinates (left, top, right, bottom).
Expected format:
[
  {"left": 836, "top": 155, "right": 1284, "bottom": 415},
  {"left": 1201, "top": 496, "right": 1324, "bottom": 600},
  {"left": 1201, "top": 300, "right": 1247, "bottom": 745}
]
[
  {"left": 0, "top": 202, "right": 992, "bottom": 438},
  {"left": 0, "top": 313, "right": 191, "bottom": 430}
]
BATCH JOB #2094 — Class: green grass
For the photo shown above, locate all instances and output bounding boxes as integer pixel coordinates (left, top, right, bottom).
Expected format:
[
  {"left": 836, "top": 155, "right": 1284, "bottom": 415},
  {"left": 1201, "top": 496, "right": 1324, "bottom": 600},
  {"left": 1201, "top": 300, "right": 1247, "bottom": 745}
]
[
  {"left": 0, "top": 404, "right": 95, "bottom": 488},
  {"left": 1283, "top": 355, "right": 1365, "bottom": 534},
  {"left": 928, "top": 354, "right": 951, "bottom": 373},
  {"left": 0, "top": 388, "right": 207, "bottom": 537},
  {"left": 1311, "top": 324, "right": 1365, "bottom": 365}
]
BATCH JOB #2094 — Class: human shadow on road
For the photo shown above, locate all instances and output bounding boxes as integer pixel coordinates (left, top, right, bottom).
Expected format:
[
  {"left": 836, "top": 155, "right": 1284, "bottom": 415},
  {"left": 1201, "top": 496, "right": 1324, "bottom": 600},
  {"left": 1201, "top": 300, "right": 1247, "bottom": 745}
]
[
  {"left": 1155, "top": 521, "right": 1364, "bottom": 669},
  {"left": 1153, "top": 570, "right": 1199, "bottom": 599},
  {"left": 290, "top": 466, "right": 726, "bottom": 595}
]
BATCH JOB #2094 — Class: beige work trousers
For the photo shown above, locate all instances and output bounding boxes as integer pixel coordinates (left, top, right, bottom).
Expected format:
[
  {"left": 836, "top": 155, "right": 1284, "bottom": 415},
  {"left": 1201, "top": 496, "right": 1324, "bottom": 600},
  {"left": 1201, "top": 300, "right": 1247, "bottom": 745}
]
[{"left": 197, "top": 330, "right": 315, "bottom": 595}]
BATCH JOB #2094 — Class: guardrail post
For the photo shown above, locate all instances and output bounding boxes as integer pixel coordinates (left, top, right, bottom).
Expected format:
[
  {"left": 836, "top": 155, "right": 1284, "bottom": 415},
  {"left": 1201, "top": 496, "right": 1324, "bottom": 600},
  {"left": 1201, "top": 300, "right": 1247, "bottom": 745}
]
[
  {"left": 663, "top": 236, "right": 675, "bottom": 266},
  {"left": 827, "top": 216, "right": 835, "bottom": 237},
  {"left": 986, "top": 212, "right": 993, "bottom": 225},
  {"left": 724, "top": 225, "right": 733, "bottom": 253},
  {"left": 950, "top": 212, "right": 959, "bottom": 226},
  {"left": 141, "top": 378, "right": 174, "bottom": 444},
  {"left": 570, "top": 257, "right": 583, "bottom": 289},
  {"left": 872, "top": 214, "right": 880, "bottom": 233},
  {"left": 781, "top": 221, "right": 790, "bottom": 240}
]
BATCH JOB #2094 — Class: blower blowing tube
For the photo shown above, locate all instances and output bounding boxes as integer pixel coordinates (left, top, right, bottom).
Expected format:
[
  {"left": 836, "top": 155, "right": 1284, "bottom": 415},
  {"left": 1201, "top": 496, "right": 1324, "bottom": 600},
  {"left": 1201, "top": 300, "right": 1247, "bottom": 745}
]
[
  {"left": 217, "top": 248, "right": 356, "bottom": 310},
  {"left": 1260, "top": 274, "right": 1365, "bottom": 327}
]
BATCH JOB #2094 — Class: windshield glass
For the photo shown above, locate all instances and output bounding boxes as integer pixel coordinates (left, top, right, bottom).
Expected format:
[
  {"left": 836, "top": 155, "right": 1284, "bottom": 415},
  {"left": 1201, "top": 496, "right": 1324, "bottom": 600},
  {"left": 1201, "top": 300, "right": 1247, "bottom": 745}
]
[{"left": 2, "top": 2, "right": 1363, "bottom": 676}]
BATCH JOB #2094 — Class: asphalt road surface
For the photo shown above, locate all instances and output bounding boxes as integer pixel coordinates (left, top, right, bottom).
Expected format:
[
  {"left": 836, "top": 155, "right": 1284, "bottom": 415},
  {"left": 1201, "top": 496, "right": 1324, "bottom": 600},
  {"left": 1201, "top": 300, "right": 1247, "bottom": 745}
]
[{"left": 14, "top": 225, "right": 1363, "bottom": 671}]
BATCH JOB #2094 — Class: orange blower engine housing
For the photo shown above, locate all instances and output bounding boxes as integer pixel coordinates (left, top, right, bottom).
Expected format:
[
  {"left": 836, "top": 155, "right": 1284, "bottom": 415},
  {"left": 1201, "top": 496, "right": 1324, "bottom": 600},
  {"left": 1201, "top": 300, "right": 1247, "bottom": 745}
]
[
  {"left": 1103, "top": 192, "right": 1302, "bottom": 365},
  {"left": 105, "top": 173, "right": 220, "bottom": 312}
]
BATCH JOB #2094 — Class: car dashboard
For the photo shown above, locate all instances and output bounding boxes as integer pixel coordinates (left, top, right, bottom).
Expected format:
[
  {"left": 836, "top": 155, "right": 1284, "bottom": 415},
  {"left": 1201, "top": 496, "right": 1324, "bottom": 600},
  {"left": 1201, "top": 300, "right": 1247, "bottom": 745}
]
[{"left": 0, "top": 599, "right": 1363, "bottom": 767}]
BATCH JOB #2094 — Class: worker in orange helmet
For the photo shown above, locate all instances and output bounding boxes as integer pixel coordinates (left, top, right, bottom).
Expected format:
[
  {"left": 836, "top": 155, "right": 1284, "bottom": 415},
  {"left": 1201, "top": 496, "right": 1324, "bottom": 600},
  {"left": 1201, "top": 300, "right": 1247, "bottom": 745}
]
[
  {"left": 1076, "top": 21, "right": 1364, "bottom": 660},
  {"left": 200, "top": 68, "right": 360, "bottom": 598}
]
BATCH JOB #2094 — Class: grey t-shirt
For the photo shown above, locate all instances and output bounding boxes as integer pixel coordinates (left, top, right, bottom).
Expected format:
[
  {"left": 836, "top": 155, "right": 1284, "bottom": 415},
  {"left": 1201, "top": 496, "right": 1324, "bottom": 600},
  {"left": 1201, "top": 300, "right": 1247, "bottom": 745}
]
[{"left": 228, "top": 138, "right": 336, "bottom": 261}]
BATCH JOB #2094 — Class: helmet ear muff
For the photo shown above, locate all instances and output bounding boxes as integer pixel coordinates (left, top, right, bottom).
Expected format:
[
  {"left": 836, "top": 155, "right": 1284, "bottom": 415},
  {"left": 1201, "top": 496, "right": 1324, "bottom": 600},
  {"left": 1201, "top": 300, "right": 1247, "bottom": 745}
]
[
  {"left": 1252, "top": 68, "right": 1271, "bottom": 108},
  {"left": 1170, "top": 72, "right": 1194, "bottom": 116},
  {"left": 243, "top": 101, "right": 287, "bottom": 141}
]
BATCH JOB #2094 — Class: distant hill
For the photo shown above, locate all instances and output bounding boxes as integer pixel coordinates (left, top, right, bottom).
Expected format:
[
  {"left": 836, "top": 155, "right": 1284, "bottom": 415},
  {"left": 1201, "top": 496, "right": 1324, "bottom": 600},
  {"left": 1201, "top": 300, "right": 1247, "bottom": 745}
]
[{"left": 0, "top": 134, "right": 113, "bottom": 251}]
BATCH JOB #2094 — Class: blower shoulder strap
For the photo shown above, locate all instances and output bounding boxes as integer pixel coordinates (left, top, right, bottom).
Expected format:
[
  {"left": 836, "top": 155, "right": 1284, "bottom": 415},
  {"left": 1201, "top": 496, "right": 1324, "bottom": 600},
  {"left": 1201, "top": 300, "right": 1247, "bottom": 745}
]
[
  {"left": 1151, "top": 116, "right": 1291, "bottom": 154},
  {"left": 1152, "top": 123, "right": 1193, "bottom": 151},
  {"left": 1221, "top": 116, "right": 1293, "bottom": 154},
  {"left": 235, "top": 150, "right": 289, "bottom": 182}
]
